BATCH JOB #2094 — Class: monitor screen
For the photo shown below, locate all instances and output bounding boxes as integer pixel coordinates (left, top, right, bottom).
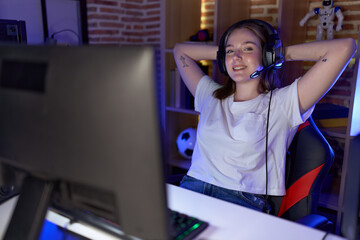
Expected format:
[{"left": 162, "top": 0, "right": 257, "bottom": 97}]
[{"left": 0, "top": 44, "right": 169, "bottom": 239}]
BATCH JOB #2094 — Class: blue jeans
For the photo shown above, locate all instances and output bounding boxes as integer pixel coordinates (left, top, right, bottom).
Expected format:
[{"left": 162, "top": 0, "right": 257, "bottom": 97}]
[{"left": 179, "top": 175, "right": 270, "bottom": 212}]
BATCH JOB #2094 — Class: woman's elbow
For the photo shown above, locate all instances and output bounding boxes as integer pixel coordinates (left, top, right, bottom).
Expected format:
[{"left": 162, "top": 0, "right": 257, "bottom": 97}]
[
  {"left": 343, "top": 38, "right": 357, "bottom": 57},
  {"left": 173, "top": 43, "right": 185, "bottom": 57}
]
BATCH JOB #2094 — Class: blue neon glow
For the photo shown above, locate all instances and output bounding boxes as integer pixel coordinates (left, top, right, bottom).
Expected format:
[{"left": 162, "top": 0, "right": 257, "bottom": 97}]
[
  {"left": 39, "top": 220, "right": 80, "bottom": 240},
  {"left": 350, "top": 59, "right": 360, "bottom": 137}
]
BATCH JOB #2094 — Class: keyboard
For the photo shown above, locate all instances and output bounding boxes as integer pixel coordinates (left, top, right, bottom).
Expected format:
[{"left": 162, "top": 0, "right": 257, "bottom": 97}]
[
  {"left": 170, "top": 209, "right": 209, "bottom": 240},
  {"left": 50, "top": 204, "right": 208, "bottom": 240}
]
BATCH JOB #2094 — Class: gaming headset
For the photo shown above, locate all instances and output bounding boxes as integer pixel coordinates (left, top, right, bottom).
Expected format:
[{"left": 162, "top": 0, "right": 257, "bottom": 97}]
[{"left": 216, "top": 19, "right": 284, "bottom": 78}]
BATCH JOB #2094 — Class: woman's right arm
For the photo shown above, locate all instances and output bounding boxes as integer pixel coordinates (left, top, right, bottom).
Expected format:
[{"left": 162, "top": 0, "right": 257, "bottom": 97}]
[{"left": 173, "top": 43, "right": 218, "bottom": 96}]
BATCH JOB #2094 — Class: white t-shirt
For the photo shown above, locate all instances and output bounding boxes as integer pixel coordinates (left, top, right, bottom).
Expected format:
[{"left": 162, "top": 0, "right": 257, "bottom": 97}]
[{"left": 187, "top": 75, "right": 314, "bottom": 196}]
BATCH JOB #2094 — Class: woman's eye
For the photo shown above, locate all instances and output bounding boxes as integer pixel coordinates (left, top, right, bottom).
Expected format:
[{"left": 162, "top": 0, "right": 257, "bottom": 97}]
[
  {"left": 244, "top": 47, "right": 253, "bottom": 52},
  {"left": 226, "top": 49, "right": 234, "bottom": 54}
]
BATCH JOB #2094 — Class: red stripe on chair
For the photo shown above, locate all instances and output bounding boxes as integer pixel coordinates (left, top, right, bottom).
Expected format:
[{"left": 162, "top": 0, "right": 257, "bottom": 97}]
[
  {"left": 277, "top": 163, "right": 324, "bottom": 217},
  {"left": 297, "top": 120, "right": 310, "bottom": 133}
]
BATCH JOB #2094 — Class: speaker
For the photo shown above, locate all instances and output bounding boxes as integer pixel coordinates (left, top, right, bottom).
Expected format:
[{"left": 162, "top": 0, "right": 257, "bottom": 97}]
[{"left": 216, "top": 19, "right": 282, "bottom": 76}]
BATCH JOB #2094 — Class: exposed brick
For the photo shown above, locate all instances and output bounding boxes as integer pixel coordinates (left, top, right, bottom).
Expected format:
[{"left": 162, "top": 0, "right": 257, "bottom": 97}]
[
  {"left": 122, "top": 31, "right": 144, "bottom": 36},
  {"left": 142, "top": 16, "right": 160, "bottom": 22},
  {"left": 121, "top": 3, "right": 142, "bottom": 9},
  {"left": 204, "top": 4, "right": 214, "bottom": 10},
  {"left": 126, "top": 37, "right": 144, "bottom": 43},
  {"left": 328, "top": 89, "right": 352, "bottom": 96},
  {"left": 251, "top": 16, "right": 273, "bottom": 22},
  {"left": 267, "top": 8, "right": 278, "bottom": 14},
  {"left": 201, "top": 19, "right": 214, "bottom": 25},
  {"left": 87, "top": 0, "right": 118, "bottom": 6},
  {"left": 100, "top": 22, "right": 125, "bottom": 28},
  {"left": 334, "top": 33, "right": 359, "bottom": 39},
  {"left": 146, "top": 37, "right": 161, "bottom": 42},
  {"left": 146, "top": 23, "right": 160, "bottom": 29},
  {"left": 134, "top": 24, "right": 144, "bottom": 30},
  {"left": 202, "top": 11, "right": 215, "bottom": 17},
  {"left": 101, "top": 37, "right": 125, "bottom": 42},
  {"left": 342, "top": 24, "right": 355, "bottom": 31},
  {"left": 100, "top": 7, "right": 124, "bottom": 14},
  {"left": 250, "top": 8, "right": 264, "bottom": 14},
  {"left": 89, "top": 37, "right": 101, "bottom": 42},
  {"left": 306, "top": 26, "right": 318, "bottom": 31},
  {"left": 121, "top": 17, "right": 142, "bottom": 23},
  {"left": 335, "top": 79, "right": 351, "bottom": 87},
  {"left": 88, "top": 29, "right": 119, "bottom": 35},
  {"left": 319, "top": 97, "right": 346, "bottom": 106},
  {"left": 87, "top": 6, "right": 97, "bottom": 12},
  {"left": 87, "top": 22, "right": 98, "bottom": 27},
  {"left": 125, "top": 10, "right": 143, "bottom": 16},
  {"left": 340, "top": 4, "right": 360, "bottom": 12},
  {"left": 143, "top": 3, "right": 160, "bottom": 9},
  {"left": 143, "top": 30, "right": 160, "bottom": 36},
  {"left": 251, "top": 0, "right": 277, "bottom": 6},
  {"left": 147, "top": 10, "right": 160, "bottom": 16},
  {"left": 344, "top": 14, "right": 360, "bottom": 21},
  {"left": 87, "top": 14, "right": 119, "bottom": 20}
]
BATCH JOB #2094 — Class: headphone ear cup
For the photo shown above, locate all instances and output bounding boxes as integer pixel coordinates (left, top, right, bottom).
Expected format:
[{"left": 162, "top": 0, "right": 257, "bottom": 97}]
[
  {"left": 263, "top": 34, "right": 282, "bottom": 68},
  {"left": 217, "top": 49, "right": 227, "bottom": 75},
  {"left": 262, "top": 42, "right": 274, "bottom": 68},
  {"left": 217, "top": 31, "right": 228, "bottom": 75}
]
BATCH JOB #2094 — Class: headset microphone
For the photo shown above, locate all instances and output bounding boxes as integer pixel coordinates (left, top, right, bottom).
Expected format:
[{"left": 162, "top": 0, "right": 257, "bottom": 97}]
[
  {"left": 250, "top": 63, "right": 275, "bottom": 79},
  {"left": 250, "top": 58, "right": 284, "bottom": 79}
]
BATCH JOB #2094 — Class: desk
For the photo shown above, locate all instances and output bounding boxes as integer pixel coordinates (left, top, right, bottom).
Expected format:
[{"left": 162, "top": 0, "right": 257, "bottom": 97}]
[
  {"left": 167, "top": 185, "right": 345, "bottom": 240},
  {"left": 0, "top": 184, "right": 346, "bottom": 240}
]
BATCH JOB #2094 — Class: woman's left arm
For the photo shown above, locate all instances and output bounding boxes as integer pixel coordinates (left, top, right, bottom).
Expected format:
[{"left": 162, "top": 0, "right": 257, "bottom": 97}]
[{"left": 284, "top": 38, "right": 357, "bottom": 115}]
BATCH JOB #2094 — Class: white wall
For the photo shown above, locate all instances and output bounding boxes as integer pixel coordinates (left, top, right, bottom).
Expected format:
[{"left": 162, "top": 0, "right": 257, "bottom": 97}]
[
  {"left": 0, "top": 0, "right": 82, "bottom": 45},
  {"left": 46, "top": 0, "right": 81, "bottom": 45},
  {"left": 0, "top": 0, "right": 44, "bottom": 44}
]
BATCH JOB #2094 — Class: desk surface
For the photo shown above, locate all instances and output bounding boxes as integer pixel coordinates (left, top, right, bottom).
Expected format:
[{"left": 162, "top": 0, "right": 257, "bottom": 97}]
[
  {"left": 0, "top": 184, "right": 346, "bottom": 240},
  {"left": 167, "top": 184, "right": 345, "bottom": 240}
]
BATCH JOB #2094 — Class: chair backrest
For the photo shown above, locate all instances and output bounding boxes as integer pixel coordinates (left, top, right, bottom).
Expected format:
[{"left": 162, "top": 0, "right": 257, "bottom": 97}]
[{"left": 269, "top": 116, "right": 334, "bottom": 221}]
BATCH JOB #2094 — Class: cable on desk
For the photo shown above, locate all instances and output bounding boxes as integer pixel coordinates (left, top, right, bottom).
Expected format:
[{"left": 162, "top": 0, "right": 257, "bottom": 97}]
[
  {"left": 63, "top": 217, "right": 77, "bottom": 231},
  {"left": 321, "top": 231, "right": 330, "bottom": 240}
]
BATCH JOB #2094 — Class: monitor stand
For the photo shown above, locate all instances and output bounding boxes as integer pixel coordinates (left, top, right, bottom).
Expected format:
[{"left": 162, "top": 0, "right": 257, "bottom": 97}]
[{"left": 4, "top": 175, "right": 54, "bottom": 240}]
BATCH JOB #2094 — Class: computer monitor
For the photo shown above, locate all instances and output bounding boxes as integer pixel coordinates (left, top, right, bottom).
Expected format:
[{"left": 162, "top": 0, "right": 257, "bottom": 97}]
[
  {"left": 0, "top": 44, "right": 169, "bottom": 239},
  {"left": 341, "top": 134, "right": 360, "bottom": 240}
]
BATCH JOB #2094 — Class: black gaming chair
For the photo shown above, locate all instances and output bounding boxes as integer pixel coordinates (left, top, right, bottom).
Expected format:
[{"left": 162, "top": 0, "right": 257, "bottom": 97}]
[
  {"left": 167, "top": 116, "right": 334, "bottom": 231},
  {"left": 268, "top": 116, "right": 334, "bottom": 231}
]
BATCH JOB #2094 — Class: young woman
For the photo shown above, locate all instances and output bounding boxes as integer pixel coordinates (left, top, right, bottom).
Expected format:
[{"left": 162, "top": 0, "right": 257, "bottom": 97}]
[{"left": 173, "top": 19, "right": 356, "bottom": 212}]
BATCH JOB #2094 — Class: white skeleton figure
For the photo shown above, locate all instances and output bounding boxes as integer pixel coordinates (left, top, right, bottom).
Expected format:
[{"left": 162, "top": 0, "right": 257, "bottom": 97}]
[{"left": 300, "top": 0, "right": 344, "bottom": 40}]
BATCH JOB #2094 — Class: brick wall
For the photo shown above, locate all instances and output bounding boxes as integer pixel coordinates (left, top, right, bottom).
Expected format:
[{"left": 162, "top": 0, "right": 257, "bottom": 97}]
[
  {"left": 201, "top": 0, "right": 215, "bottom": 34},
  {"left": 86, "top": 0, "right": 358, "bottom": 107},
  {"left": 249, "top": 0, "right": 278, "bottom": 26},
  {"left": 87, "top": 0, "right": 160, "bottom": 45},
  {"left": 199, "top": 0, "right": 279, "bottom": 36}
]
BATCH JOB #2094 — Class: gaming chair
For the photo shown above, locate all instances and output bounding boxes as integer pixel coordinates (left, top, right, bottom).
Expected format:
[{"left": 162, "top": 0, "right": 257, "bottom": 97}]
[
  {"left": 167, "top": 116, "right": 334, "bottom": 231},
  {"left": 268, "top": 116, "right": 334, "bottom": 231}
]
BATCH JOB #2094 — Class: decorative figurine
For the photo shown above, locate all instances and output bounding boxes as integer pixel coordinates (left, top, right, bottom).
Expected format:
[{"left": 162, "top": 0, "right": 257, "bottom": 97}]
[{"left": 299, "top": 0, "right": 344, "bottom": 40}]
